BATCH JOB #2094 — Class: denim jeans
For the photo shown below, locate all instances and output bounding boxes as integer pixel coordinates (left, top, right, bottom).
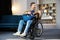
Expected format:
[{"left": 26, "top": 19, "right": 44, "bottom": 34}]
[{"left": 17, "top": 20, "right": 33, "bottom": 33}]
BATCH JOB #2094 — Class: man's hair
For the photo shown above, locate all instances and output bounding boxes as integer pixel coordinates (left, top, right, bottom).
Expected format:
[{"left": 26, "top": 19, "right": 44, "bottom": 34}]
[{"left": 30, "top": 2, "right": 35, "bottom": 6}]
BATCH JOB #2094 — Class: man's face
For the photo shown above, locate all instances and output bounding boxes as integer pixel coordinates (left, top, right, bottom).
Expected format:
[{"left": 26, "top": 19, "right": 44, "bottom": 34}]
[{"left": 31, "top": 4, "right": 36, "bottom": 10}]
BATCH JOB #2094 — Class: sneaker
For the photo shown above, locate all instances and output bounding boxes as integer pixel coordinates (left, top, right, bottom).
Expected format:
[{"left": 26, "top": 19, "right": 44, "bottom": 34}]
[
  {"left": 13, "top": 32, "right": 20, "bottom": 36},
  {"left": 20, "top": 33, "right": 26, "bottom": 37}
]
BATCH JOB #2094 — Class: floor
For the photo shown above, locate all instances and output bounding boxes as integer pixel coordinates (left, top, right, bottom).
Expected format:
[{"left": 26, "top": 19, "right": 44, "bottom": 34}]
[{"left": 0, "top": 29, "right": 60, "bottom": 40}]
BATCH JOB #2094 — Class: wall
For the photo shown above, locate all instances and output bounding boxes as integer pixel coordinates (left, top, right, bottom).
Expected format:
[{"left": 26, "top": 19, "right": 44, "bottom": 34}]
[
  {"left": 42, "top": 0, "right": 56, "bottom": 4},
  {"left": 12, "top": 0, "right": 38, "bottom": 15},
  {"left": 27, "top": 0, "right": 37, "bottom": 9},
  {"left": 56, "top": 0, "right": 60, "bottom": 29},
  {"left": 12, "top": 0, "right": 27, "bottom": 15}
]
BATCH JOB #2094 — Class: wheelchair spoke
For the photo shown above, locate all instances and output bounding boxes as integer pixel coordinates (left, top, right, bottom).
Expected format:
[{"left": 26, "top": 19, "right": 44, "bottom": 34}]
[{"left": 35, "top": 21, "right": 43, "bottom": 37}]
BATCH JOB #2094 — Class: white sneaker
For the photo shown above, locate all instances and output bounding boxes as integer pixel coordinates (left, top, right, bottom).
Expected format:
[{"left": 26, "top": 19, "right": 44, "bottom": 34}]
[
  {"left": 13, "top": 32, "right": 20, "bottom": 36},
  {"left": 20, "top": 33, "right": 26, "bottom": 37}
]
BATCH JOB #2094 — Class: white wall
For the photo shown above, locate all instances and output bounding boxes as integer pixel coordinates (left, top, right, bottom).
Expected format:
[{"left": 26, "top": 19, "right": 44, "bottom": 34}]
[
  {"left": 27, "top": 0, "right": 37, "bottom": 9},
  {"left": 12, "top": 0, "right": 27, "bottom": 15},
  {"left": 56, "top": 0, "right": 60, "bottom": 29},
  {"left": 42, "top": 0, "right": 56, "bottom": 4},
  {"left": 12, "top": 0, "right": 38, "bottom": 15}
]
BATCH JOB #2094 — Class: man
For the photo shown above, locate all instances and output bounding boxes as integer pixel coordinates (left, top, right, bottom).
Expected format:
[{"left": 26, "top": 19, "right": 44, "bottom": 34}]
[{"left": 13, "top": 2, "right": 41, "bottom": 37}]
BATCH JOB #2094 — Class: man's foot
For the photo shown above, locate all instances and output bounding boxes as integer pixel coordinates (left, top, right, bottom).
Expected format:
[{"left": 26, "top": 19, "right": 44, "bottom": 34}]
[
  {"left": 20, "top": 33, "right": 26, "bottom": 37},
  {"left": 13, "top": 32, "right": 20, "bottom": 36}
]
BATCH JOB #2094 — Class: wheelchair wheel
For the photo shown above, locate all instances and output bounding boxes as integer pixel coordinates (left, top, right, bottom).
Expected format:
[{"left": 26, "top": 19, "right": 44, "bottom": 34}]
[{"left": 34, "top": 20, "right": 43, "bottom": 37}]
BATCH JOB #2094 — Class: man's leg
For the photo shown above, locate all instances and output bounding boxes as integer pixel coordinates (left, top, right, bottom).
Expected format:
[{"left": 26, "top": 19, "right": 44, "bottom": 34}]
[
  {"left": 20, "top": 20, "right": 33, "bottom": 37},
  {"left": 13, "top": 20, "right": 25, "bottom": 35},
  {"left": 17, "top": 20, "right": 25, "bottom": 32}
]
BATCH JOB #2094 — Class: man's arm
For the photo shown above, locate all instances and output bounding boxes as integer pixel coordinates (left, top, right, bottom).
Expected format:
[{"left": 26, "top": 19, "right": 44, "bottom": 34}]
[
  {"left": 34, "top": 10, "right": 42, "bottom": 19},
  {"left": 24, "top": 10, "right": 31, "bottom": 14}
]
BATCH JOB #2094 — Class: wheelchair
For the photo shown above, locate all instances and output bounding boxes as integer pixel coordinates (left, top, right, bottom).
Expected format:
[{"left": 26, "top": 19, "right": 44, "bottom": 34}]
[{"left": 21, "top": 13, "right": 43, "bottom": 39}]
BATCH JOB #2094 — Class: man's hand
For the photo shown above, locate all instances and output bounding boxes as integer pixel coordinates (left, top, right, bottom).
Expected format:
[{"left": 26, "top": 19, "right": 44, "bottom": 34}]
[{"left": 27, "top": 11, "right": 31, "bottom": 14}]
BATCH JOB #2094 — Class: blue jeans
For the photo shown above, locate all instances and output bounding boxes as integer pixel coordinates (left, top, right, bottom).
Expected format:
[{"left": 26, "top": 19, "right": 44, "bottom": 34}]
[{"left": 17, "top": 20, "right": 33, "bottom": 33}]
